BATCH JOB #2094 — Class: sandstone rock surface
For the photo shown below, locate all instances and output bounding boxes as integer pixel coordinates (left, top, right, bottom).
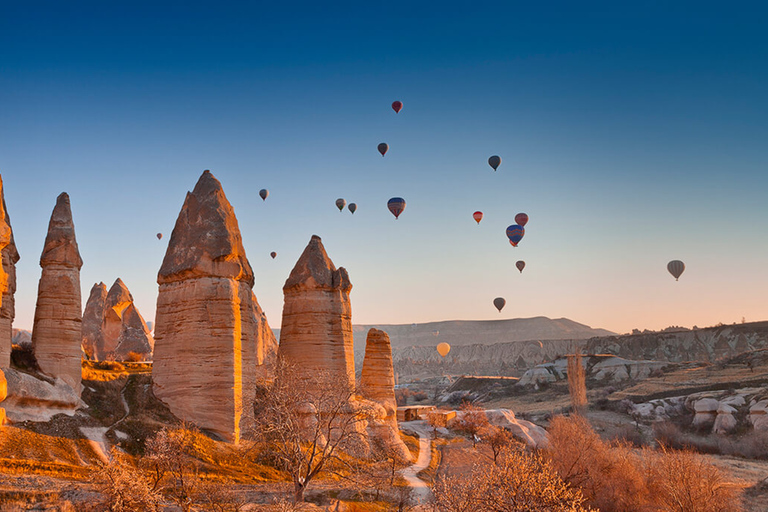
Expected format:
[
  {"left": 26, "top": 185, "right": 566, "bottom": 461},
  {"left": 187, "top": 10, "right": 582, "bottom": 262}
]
[
  {"left": 31, "top": 193, "right": 83, "bottom": 394},
  {"left": 278, "top": 235, "right": 355, "bottom": 390},
  {"left": 82, "top": 279, "right": 154, "bottom": 361},
  {"left": 152, "top": 170, "right": 276, "bottom": 443},
  {"left": 0, "top": 178, "right": 17, "bottom": 367},
  {"left": 0, "top": 368, "right": 83, "bottom": 423}
]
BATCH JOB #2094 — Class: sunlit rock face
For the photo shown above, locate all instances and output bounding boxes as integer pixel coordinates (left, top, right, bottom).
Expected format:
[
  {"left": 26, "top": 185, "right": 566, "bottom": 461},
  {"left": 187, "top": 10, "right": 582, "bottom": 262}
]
[
  {"left": 31, "top": 193, "right": 83, "bottom": 395},
  {"left": 152, "top": 170, "right": 276, "bottom": 443},
  {"left": 82, "top": 279, "right": 154, "bottom": 361},
  {"left": 278, "top": 235, "right": 355, "bottom": 390},
  {"left": 0, "top": 177, "right": 17, "bottom": 367}
]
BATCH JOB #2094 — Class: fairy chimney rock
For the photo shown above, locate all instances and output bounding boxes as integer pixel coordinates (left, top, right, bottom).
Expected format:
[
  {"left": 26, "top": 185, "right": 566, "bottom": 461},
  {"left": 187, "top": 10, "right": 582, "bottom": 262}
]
[
  {"left": 0, "top": 177, "right": 18, "bottom": 367},
  {"left": 360, "top": 328, "right": 397, "bottom": 412},
  {"left": 31, "top": 192, "right": 83, "bottom": 394},
  {"left": 82, "top": 279, "right": 154, "bottom": 361},
  {"left": 153, "top": 170, "right": 275, "bottom": 443},
  {"left": 278, "top": 235, "right": 355, "bottom": 390}
]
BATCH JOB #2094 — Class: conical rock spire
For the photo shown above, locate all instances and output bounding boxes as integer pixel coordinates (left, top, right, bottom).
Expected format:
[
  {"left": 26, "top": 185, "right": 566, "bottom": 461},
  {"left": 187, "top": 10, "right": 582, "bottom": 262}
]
[{"left": 0, "top": 176, "right": 18, "bottom": 366}]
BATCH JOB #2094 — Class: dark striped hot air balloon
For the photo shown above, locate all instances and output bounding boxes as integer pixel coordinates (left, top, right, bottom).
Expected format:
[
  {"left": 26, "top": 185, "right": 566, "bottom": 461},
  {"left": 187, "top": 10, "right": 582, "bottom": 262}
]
[
  {"left": 515, "top": 212, "right": 529, "bottom": 227},
  {"left": 259, "top": 189, "right": 269, "bottom": 201},
  {"left": 387, "top": 197, "right": 406, "bottom": 219},
  {"left": 667, "top": 260, "right": 685, "bottom": 281},
  {"left": 473, "top": 211, "right": 483, "bottom": 224},
  {"left": 493, "top": 297, "right": 506, "bottom": 312},
  {"left": 506, "top": 224, "right": 525, "bottom": 247},
  {"left": 348, "top": 203, "right": 357, "bottom": 214},
  {"left": 378, "top": 143, "right": 389, "bottom": 156},
  {"left": 488, "top": 155, "right": 501, "bottom": 171},
  {"left": 516, "top": 260, "right": 525, "bottom": 273}
]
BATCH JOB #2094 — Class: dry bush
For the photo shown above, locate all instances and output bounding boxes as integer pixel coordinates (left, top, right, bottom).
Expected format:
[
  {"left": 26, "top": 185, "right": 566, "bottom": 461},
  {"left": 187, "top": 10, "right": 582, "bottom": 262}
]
[
  {"left": 567, "top": 353, "right": 587, "bottom": 413},
  {"left": 194, "top": 478, "right": 247, "bottom": 511},
  {"left": 432, "top": 446, "right": 591, "bottom": 511},
  {"left": 545, "top": 415, "right": 650, "bottom": 512},
  {"left": 479, "top": 425, "right": 516, "bottom": 463},
  {"left": 450, "top": 402, "right": 489, "bottom": 447},
  {"left": 90, "top": 447, "right": 160, "bottom": 512},
  {"left": 644, "top": 445, "right": 743, "bottom": 512},
  {"left": 142, "top": 426, "right": 201, "bottom": 511}
]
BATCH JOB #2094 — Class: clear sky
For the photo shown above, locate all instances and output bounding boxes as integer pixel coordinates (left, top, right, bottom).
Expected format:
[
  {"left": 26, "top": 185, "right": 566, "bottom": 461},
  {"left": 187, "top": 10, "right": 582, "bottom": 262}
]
[{"left": 1, "top": 1, "right": 766, "bottom": 334}]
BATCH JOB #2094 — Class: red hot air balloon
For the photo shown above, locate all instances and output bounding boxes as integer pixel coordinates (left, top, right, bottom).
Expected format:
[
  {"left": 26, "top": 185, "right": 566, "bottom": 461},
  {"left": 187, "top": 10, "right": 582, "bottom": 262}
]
[
  {"left": 516, "top": 260, "right": 525, "bottom": 273},
  {"left": 392, "top": 101, "right": 403, "bottom": 113},
  {"left": 515, "top": 213, "right": 528, "bottom": 227},
  {"left": 156, "top": 233, "right": 163, "bottom": 240},
  {"left": 473, "top": 211, "right": 483, "bottom": 224},
  {"left": 387, "top": 197, "right": 406, "bottom": 219},
  {"left": 378, "top": 143, "right": 389, "bottom": 156},
  {"left": 270, "top": 252, "right": 277, "bottom": 259}
]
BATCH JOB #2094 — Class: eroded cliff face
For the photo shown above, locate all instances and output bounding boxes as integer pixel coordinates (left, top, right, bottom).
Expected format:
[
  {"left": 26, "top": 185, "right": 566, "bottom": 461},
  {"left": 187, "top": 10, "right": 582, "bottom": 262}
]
[
  {"left": 82, "top": 279, "right": 154, "bottom": 361},
  {"left": 152, "top": 170, "right": 275, "bottom": 443},
  {"left": 0, "top": 177, "right": 17, "bottom": 367},
  {"left": 31, "top": 193, "right": 83, "bottom": 394},
  {"left": 278, "top": 235, "right": 355, "bottom": 390}
]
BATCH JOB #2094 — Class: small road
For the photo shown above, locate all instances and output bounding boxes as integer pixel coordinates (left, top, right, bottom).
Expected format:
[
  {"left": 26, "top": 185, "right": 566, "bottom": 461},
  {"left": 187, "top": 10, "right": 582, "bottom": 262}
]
[{"left": 400, "top": 420, "right": 434, "bottom": 503}]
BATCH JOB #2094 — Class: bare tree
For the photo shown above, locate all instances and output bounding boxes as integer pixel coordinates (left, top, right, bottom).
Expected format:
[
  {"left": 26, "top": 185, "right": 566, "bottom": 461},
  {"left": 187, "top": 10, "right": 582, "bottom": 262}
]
[
  {"left": 567, "top": 352, "right": 587, "bottom": 414},
  {"left": 451, "top": 402, "right": 489, "bottom": 447},
  {"left": 142, "top": 426, "right": 201, "bottom": 512},
  {"left": 250, "top": 360, "right": 374, "bottom": 503},
  {"left": 479, "top": 425, "right": 515, "bottom": 464},
  {"left": 90, "top": 447, "right": 160, "bottom": 512}
]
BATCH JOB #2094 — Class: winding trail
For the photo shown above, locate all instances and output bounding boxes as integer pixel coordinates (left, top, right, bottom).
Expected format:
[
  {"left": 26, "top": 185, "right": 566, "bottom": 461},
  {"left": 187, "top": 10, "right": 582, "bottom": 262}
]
[
  {"left": 79, "top": 378, "right": 132, "bottom": 463},
  {"left": 400, "top": 420, "right": 433, "bottom": 503}
]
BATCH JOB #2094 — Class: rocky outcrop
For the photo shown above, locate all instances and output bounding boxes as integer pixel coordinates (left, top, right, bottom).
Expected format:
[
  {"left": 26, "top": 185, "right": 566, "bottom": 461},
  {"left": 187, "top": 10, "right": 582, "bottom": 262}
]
[
  {"left": 31, "top": 193, "right": 83, "bottom": 394},
  {"left": 152, "top": 170, "right": 276, "bottom": 443},
  {"left": 0, "top": 368, "right": 83, "bottom": 423},
  {"left": 82, "top": 279, "right": 154, "bottom": 361},
  {"left": 692, "top": 398, "right": 719, "bottom": 429},
  {"left": 516, "top": 354, "right": 665, "bottom": 386},
  {"left": 452, "top": 409, "right": 548, "bottom": 448},
  {"left": 0, "top": 178, "right": 17, "bottom": 367},
  {"left": 278, "top": 235, "right": 355, "bottom": 390}
]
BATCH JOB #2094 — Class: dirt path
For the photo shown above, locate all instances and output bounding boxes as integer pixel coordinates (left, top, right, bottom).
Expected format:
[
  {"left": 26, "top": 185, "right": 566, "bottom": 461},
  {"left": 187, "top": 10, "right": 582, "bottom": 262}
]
[{"left": 400, "top": 420, "right": 433, "bottom": 503}]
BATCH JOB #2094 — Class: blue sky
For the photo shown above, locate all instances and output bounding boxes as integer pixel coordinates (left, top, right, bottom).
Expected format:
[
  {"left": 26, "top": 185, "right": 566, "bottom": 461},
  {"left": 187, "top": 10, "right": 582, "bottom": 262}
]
[{"left": 1, "top": 1, "right": 766, "bottom": 333}]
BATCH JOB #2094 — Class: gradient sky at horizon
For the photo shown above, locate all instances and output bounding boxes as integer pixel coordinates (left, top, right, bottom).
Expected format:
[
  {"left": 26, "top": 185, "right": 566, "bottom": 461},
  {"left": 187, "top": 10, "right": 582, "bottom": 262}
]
[{"left": 1, "top": 1, "right": 766, "bottom": 334}]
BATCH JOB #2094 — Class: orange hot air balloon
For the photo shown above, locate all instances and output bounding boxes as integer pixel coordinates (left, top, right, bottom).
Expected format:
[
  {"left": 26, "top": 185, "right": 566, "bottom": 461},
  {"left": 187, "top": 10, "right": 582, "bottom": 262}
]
[
  {"left": 392, "top": 101, "right": 403, "bottom": 113},
  {"left": 437, "top": 342, "right": 451, "bottom": 357},
  {"left": 473, "top": 211, "right": 483, "bottom": 224}
]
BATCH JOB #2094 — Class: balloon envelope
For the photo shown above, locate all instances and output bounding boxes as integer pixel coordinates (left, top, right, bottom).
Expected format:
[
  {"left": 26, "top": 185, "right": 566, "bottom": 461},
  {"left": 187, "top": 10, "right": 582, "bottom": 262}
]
[
  {"left": 488, "top": 155, "right": 501, "bottom": 171},
  {"left": 156, "top": 233, "right": 163, "bottom": 240},
  {"left": 515, "top": 213, "right": 529, "bottom": 227},
  {"left": 493, "top": 297, "right": 506, "bottom": 312},
  {"left": 392, "top": 101, "right": 403, "bottom": 113},
  {"left": 667, "top": 260, "right": 685, "bottom": 281},
  {"left": 259, "top": 189, "right": 269, "bottom": 201},
  {"left": 506, "top": 224, "right": 525, "bottom": 246},
  {"left": 270, "top": 252, "right": 277, "bottom": 259},
  {"left": 387, "top": 197, "right": 406, "bottom": 219},
  {"left": 378, "top": 143, "right": 389, "bottom": 156},
  {"left": 473, "top": 211, "right": 483, "bottom": 224},
  {"left": 516, "top": 260, "right": 525, "bottom": 273},
  {"left": 348, "top": 203, "right": 357, "bottom": 214},
  {"left": 437, "top": 342, "right": 451, "bottom": 357},
  {"left": 335, "top": 198, "right": 346, "bottom": 211}
]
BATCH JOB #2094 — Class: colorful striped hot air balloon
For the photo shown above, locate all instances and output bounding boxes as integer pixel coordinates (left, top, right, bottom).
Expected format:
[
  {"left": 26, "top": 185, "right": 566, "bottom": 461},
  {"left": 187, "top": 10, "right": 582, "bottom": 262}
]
[
  {"left": 473, "top": 211, "right": 483, "bottom": 224},
  {"left": 515, "top": 212, "right": 528, "bottom": 227},
  {"left": 506, "top": 224, "right": 525, "bottom": 246},
  {"left": 667, "top": 260, "right": 685, "bottom": 281},
  {"left": 387, "top": 197, "right": 406, "bottom": 219},
  {"left": 516, "top": 260, "right": 525, "bottom": 273}
]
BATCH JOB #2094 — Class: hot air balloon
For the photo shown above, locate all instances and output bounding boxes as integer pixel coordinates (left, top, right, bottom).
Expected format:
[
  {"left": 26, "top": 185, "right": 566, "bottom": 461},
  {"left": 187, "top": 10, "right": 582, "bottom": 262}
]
[
  {"left": 437, "top": 342, "right": 451, "bottom": 357},
  {"left": 259, "top": 189, "right": 269, "bottom": 201},
  {"left": 432, "top": 330, "right": 440, "bottom": 337},
  {"left": 392, "top": 101, "right": 403, "bottom": 113},
  {"left": 515, "top": 213, "right": 528, "bottom": 227},
  {"left": 667, "top": 260, "right": 685, "bottom": 281},
  {"left": 516, "top": 260, "right": 525, "bottom": 273},
  {"left": 335, "top": 198, "right": 346, "bottom": 211},
  {"left": 378, "top": 143, "right": 389, "bottom": 156},
  {"left": 270, "top": 252, "right": 277, "bottom": 259},
  {"left": 506, "top": 225, "right": 525, "bottom": 246},
  {"left": 488, "top": 155, "right": 501, "bottom": 171},
  {"left": 493, "top": 297, "right": 506, "bottom": 312},
  {"left": 387, "top": 197, "right": 406, "bottom": 219},
  {"left": 156, "top": 233, "right": 163, "bottom": 240},
  {"left": 348, "top": 203, "right": 357, "bottom": 214},
  {"left": 473, "top": 211, "right": 483, "bottom": 224}
]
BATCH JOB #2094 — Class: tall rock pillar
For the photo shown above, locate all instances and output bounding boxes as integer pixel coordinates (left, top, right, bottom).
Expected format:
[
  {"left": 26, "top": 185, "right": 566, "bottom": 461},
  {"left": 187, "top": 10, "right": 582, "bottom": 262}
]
[
  {"left": 31, "top": 193, "right": 83, "bottom": 394},
  {"left": 278, "top": 235, "right": 355, "bottom": 391},
  {"left": 152, "top": 170, "right": 276, "bottom": 443},
  {"left": 0, "top": 176, "right": 14, "bottom": 367}
]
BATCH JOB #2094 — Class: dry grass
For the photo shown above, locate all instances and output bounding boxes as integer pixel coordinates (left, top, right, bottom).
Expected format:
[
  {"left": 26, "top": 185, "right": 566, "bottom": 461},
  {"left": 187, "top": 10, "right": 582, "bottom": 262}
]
[
  {"left": 399, "top": 431, "right": 420, "bottom": 462},
  {"left": 0, "top": 426, "right": 103, "bottom": 476}
]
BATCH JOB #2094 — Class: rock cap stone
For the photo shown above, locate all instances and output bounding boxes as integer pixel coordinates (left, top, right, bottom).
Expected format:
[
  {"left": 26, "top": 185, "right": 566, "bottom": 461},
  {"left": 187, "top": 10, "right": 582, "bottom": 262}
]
[{"left": 40, "top": 193, "right": 82, "bottom": 269}]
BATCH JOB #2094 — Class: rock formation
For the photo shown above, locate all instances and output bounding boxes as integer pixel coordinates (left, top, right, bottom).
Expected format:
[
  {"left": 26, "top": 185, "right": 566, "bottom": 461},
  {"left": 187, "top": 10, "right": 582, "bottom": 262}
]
[
  {"left": 278, "top": 235, "right": 355, "bottom": 390},
  {"left": 152, "top": 170, "right": 276, "bottom": 443},
  {"left": 30, "top": 193, "right": 83, "bottom": 394},
  {"left": 0, "top": 177, "right": 17, "bottom": 367},
  {"left": 82, "top": 279, "right": 154, "bottom": 361}
]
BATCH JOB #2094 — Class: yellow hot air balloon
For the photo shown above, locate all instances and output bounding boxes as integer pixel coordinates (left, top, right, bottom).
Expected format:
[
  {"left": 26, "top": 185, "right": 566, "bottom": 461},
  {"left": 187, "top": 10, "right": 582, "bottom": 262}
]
[{"left": 436, "top": 342, "right": 451, "bottom": 357}]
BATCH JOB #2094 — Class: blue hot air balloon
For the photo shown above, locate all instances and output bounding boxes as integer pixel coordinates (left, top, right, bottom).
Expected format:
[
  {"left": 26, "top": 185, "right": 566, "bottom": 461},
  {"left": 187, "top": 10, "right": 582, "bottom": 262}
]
[
  {"left": 387, "top": 197, "right": 406, "bottom": 219},
  {"left": 506, "top": 224, "right": 525, "bottom": 247}
]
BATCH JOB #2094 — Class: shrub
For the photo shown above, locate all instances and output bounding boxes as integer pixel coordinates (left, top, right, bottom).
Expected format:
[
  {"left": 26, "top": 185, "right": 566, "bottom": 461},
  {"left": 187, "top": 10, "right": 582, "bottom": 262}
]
[{"left": 90, "top": 448, "right": 160, "bottom": 511}]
